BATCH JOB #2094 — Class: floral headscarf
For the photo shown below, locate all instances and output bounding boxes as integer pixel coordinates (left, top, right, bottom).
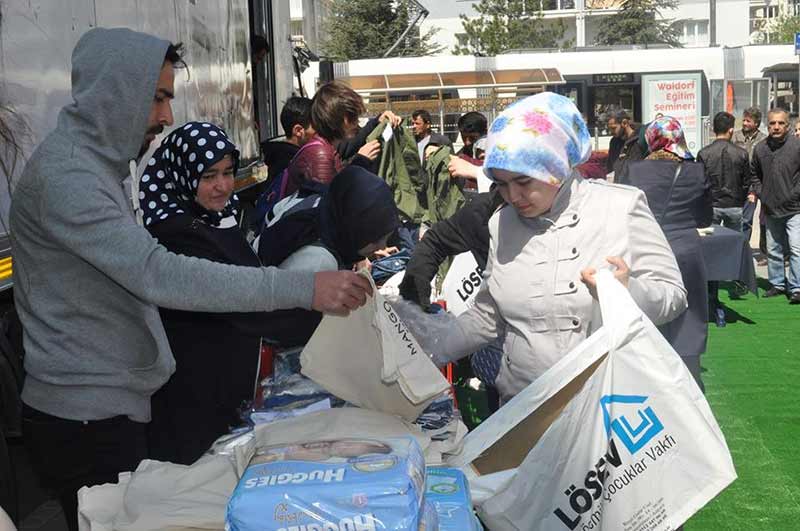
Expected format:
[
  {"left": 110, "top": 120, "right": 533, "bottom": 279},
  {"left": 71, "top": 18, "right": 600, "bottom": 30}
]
[
  {"left": 483, "top": 92, "right": 591, "bottom": 185},
  {"left": 644, "top": 116, "right": 692, "bottom": 160},
  {"left": 140, "top": 121, "right": 240, "bottom": 227}
]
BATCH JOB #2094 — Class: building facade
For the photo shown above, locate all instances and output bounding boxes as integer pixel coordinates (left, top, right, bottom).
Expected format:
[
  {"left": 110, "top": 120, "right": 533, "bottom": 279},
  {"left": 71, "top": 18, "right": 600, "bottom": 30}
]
[{"left": 419, "top": 0, "right": 751, "bottom": 51}]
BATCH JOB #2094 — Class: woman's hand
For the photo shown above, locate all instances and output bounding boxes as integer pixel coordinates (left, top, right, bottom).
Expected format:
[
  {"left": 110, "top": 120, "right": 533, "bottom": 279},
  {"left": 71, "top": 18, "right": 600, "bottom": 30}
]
[
  {"left": 371, "top": 246, "right": 399, "bottom": 259},
  {"left": 379, "top": 110, "right": 402, "bottom": 128},
  {"left": 448, "top": 155, "right": 480, "bottom": 180},
  {"left": 580, "top": 256, "right": 630, "bottom": 298},
  {"left": 353, "top": 258, "right": 372, "bottom": 272},
  {"left": 358, "top": 139, "right": 381, "bottom": 161}
]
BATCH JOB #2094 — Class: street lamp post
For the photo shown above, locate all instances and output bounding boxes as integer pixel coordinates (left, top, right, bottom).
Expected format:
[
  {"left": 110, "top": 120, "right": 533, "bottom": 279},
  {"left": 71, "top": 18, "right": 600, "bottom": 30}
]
[
  {"left": 764, "top": 0, "right": 772, "bottom": 44},
  {"left": 710, "top": 0, "right": 716, "bottom": 46}
]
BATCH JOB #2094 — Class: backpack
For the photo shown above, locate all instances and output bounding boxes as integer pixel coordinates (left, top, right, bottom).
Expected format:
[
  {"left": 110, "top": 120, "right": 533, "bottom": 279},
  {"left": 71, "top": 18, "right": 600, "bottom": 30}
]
[{"left": 253, "top": 138, "right": 324, "bottom": 234}]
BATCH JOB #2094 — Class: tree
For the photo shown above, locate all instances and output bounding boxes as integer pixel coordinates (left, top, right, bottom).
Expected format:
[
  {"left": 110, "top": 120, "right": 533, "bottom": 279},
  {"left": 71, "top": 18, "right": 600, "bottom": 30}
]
[
  {"left": 763, "top": 12, "right": 800, "bottom": 44},
  {"left": 594, "top": 0, "right": 683, "bottom": 47},
  {"left": 453, "top": 0, "right": 570, "bottom": 56},
  {"left": 321, "top": 0, "right": 444, "bottom": 60}
]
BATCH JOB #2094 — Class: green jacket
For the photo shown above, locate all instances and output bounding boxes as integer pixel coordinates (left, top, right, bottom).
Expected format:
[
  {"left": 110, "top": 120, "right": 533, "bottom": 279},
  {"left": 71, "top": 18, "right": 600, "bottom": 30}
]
[
  {"left": 367, "top": 121, "right": 426, "bottom": 224},
  {"left": 423, "top": 144, "right": 466, "bottom": 227}
]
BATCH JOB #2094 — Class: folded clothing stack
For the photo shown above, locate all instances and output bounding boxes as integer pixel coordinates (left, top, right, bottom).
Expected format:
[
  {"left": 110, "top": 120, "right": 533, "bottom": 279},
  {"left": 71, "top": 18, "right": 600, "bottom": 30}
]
[{"left": 226, "top": 436, "right": 427, "bottom": 531}]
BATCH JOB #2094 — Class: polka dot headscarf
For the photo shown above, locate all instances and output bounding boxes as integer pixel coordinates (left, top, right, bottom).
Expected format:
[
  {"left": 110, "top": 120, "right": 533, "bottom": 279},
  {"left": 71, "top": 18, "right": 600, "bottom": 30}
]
[{"left": 140, "top": 121, "right": 240, "bottom": 227}]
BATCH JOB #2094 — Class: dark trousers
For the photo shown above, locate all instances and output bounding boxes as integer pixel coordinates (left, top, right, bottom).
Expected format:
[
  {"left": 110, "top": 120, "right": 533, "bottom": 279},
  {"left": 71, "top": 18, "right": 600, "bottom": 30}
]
[
  {"left": 22, "top": 404, "right": 147, "bottom": 531},
  {"left": 742, "top": 199, "right": 756, "bottom": 244}
]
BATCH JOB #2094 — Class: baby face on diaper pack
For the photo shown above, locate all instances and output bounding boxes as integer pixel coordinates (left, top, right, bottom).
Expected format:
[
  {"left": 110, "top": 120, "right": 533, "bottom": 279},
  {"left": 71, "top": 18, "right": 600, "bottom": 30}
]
[{"left": 226, "top": 437, "right": 426, "bottom": 531}]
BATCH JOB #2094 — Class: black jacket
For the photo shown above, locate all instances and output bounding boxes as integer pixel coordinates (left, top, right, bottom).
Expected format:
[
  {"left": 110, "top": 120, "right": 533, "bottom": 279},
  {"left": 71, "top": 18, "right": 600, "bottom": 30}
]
[
  {"left": 627, "top": 159, "right": 712, "bottom": 359},
  {"left": 627, "top": 160, "right": 713, "bottom": 233},
  {"left": 400, "top": 190, "right": 503, "bottom": 306},
  {"left": 696, "top": 139, "right": 750, "bottom": 208},
  {"left": 262, "top": 140, "right": 300, "bottom": 183},
  {"left": 607, "top": 135, "right": 625, "bottom": 172},
  {"left": 613, "top": 132, "right": 647, "bottom": 183},
  {"left": 146, "top": 215, "right": 317, "bottom": 463},
  {"left": 751, "top": 134, "right": 800, "bottom": 217}
]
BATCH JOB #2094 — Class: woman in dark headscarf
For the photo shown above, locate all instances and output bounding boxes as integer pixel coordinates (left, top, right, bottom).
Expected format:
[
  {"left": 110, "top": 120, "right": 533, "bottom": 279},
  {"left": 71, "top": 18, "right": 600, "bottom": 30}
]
[
  {"left": 624, "top": 116, "right": 713, "bottom": 391},
  {"left": 258, "top": 165, "right": 400, "bottom": 271},
  {"left": 142, "top": 121, "right": 281, "bottom": 464}
]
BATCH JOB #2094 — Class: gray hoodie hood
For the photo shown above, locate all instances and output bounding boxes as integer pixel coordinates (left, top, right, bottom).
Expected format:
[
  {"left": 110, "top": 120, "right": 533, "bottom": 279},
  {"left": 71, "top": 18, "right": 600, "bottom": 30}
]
[{"left": 58, "top": 27, "right": 170, "bottom": 180}]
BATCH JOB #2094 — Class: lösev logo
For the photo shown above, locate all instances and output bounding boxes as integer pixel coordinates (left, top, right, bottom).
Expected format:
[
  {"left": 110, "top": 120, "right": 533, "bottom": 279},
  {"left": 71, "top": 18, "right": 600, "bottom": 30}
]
[
  {"left": 600, "top": 394, "right": 664, "bottom": 454},
  {"left": 551, "top": 394, "right": 673, "bottom": 529}
]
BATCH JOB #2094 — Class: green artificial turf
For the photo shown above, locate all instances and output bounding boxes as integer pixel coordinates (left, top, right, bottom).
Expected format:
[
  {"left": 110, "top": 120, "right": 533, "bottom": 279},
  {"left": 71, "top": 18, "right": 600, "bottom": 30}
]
[{"left": 686, "top": 282, "right": 800, "bottom": 531}]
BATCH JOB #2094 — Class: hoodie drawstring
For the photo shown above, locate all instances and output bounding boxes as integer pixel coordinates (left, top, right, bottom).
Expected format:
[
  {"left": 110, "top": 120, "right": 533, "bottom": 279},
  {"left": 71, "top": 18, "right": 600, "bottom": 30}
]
[{"left": 129, "top": 159, "right": 144, "bottom": 226}]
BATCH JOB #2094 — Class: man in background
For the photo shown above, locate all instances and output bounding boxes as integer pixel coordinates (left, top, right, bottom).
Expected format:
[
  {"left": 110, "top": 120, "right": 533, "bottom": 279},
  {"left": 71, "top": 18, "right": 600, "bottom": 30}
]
[
  {"left": 611, "top": 111, "right": 645, "bottom": 182},
  {"left": 733, "top": 107, "right": 767, "bottom": 259},
  {"left": 261, "top": 96, "right": 314, "bottom": 183},
  {"left": 411, "top": 109, "right": 450, "bottom": 163},
  {"left": 606, "top": 114, "right": 625, "bottom": 173},
  {"left": 750, "top": 108, "right": 800, "bottom": 304},
  {"left": 697, "top": 112, "right": 751, "bottom": 325}
]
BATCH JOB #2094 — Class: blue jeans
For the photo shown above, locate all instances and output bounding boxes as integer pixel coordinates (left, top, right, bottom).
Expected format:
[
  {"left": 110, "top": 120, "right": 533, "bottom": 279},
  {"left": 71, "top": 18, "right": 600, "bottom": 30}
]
[
  {"left": 395, "top": 222, "right": 420, "bottom": 252},
  {"left": 712, "top": 207, "right": 743, "bottom": 232},
  {"left": 765, "top": 213, "right": 800, "bottom": 294}
]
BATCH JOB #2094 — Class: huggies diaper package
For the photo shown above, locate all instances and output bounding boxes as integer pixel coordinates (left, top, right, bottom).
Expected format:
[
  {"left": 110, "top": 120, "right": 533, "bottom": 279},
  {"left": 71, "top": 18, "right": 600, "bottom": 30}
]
[
  {"left": 424, "top": 467, "right": 483, "bottom": 531},
  {"left": 226, "top": 437, "right": 426, "bottom": 531}
]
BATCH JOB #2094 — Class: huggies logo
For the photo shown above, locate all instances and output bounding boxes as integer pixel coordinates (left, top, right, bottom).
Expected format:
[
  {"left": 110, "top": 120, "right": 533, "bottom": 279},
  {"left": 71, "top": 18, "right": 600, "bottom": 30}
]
[{"left": 600, "top": 395, "right": 664, "bottom": 454}]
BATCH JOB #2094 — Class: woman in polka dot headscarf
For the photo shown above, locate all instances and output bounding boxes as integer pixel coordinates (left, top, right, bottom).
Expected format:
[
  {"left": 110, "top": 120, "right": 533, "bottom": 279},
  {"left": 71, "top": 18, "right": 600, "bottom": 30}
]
[
  {"left": 141, "top": 121, "right": 241, "bottom": 227},
  {"left": 143, "top": 121, "right": 299, "bottom": 465}
]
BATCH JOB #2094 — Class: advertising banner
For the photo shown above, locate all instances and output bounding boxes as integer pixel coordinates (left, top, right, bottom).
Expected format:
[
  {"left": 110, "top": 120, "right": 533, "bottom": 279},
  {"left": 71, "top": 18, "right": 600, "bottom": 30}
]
[{"left": 641, "top": 73, "right": 703, "bottom": 156}]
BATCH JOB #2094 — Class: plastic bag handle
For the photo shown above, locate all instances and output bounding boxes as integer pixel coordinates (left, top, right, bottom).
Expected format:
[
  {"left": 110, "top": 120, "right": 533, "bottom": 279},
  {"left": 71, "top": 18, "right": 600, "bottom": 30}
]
[{"left": 594, "top": 269, "right": 644, "bottom": 351}]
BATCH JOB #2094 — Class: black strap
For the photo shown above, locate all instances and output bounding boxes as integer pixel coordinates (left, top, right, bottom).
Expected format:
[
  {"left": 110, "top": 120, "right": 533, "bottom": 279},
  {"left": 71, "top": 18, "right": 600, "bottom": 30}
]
[{"left": 657, "top": 162, "right": 683, "bottom": 224}]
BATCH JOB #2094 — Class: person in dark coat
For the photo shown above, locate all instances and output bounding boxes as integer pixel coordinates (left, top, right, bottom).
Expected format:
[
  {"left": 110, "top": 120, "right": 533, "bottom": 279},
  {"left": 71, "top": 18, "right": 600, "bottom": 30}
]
[
  {"left": 606, "top": 114, "right": 625, "bottom": 173},
  {"left": 261, "top": 96, "right": 314, "bottom": 183},
  {"left": 613, "top": 125, "right": 646, "bottom": 181},
  {"left": 258, "top": 165, "right": 401, "bottom": 271},
  {"left": 625, "top": 116, "right": 713, "bottom": 391},
  {"left": 750, "top": 108, "right": 800, "bottom": 303},
  {"left": 697, "top": 112, "right": 750, "bottom": 231},
  {"left": 143, "top": 122, "right": 289, "bottom": 464},
  {"left": 697, "top": 112, "right": 751, "bottom": 323}
]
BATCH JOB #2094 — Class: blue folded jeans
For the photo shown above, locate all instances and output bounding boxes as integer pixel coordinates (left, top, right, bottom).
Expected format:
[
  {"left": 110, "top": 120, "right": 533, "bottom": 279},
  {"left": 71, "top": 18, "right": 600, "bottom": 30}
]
[{"left": 371, "top": 249, "right": 412, "bottom": 284}]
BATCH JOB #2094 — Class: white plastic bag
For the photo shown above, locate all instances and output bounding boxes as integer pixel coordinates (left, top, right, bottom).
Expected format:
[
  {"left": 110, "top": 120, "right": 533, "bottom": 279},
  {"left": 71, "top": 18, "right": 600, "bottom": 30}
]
[
  {"left": 440, "top": 252, "right": 483, "bottom": 316},
  {"left": 301, "top": 272, "right": 450, "bottom": 421},
  {"left": 447, "top": 270, "right": 736, "bottom": 531}
]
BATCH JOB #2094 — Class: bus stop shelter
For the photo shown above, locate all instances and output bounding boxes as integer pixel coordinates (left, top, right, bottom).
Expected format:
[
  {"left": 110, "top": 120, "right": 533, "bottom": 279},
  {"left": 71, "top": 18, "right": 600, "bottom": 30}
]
[{"left": 339, "top": 68, "right": 565, "bottom": 138}]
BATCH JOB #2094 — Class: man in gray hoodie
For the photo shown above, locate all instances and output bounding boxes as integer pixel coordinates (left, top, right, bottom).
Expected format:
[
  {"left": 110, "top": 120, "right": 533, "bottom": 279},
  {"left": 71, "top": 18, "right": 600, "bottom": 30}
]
[{"left": 9, "top": 27, "right": 371, "bottom": 529}]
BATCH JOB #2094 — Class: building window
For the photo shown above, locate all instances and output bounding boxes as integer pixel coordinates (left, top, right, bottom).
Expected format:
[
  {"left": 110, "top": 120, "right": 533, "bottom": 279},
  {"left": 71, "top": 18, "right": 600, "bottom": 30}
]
[
  {"left": 681, "top": 19, "right": 709, "bottom": 47},
  {"left": 290, "top": 19, "right": 303, "bottom": 39},
  {"left": 592, "top": 86, "right": 635, "bottom": 131},
  {"left": 749, "top": 4, "right": 784, "bottom": 43},
  {"left": 520, "top": 0, "right": 575, "bottom": 12}
]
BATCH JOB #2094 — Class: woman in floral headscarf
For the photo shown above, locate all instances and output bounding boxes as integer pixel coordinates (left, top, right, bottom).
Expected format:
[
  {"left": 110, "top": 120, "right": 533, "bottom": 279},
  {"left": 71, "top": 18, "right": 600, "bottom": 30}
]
[
  {"left": 432, "top": 93, "right": 688, "bottom": 401},
  {"left": 625, "top": 117, "right": 713, "bottom": 391}
]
